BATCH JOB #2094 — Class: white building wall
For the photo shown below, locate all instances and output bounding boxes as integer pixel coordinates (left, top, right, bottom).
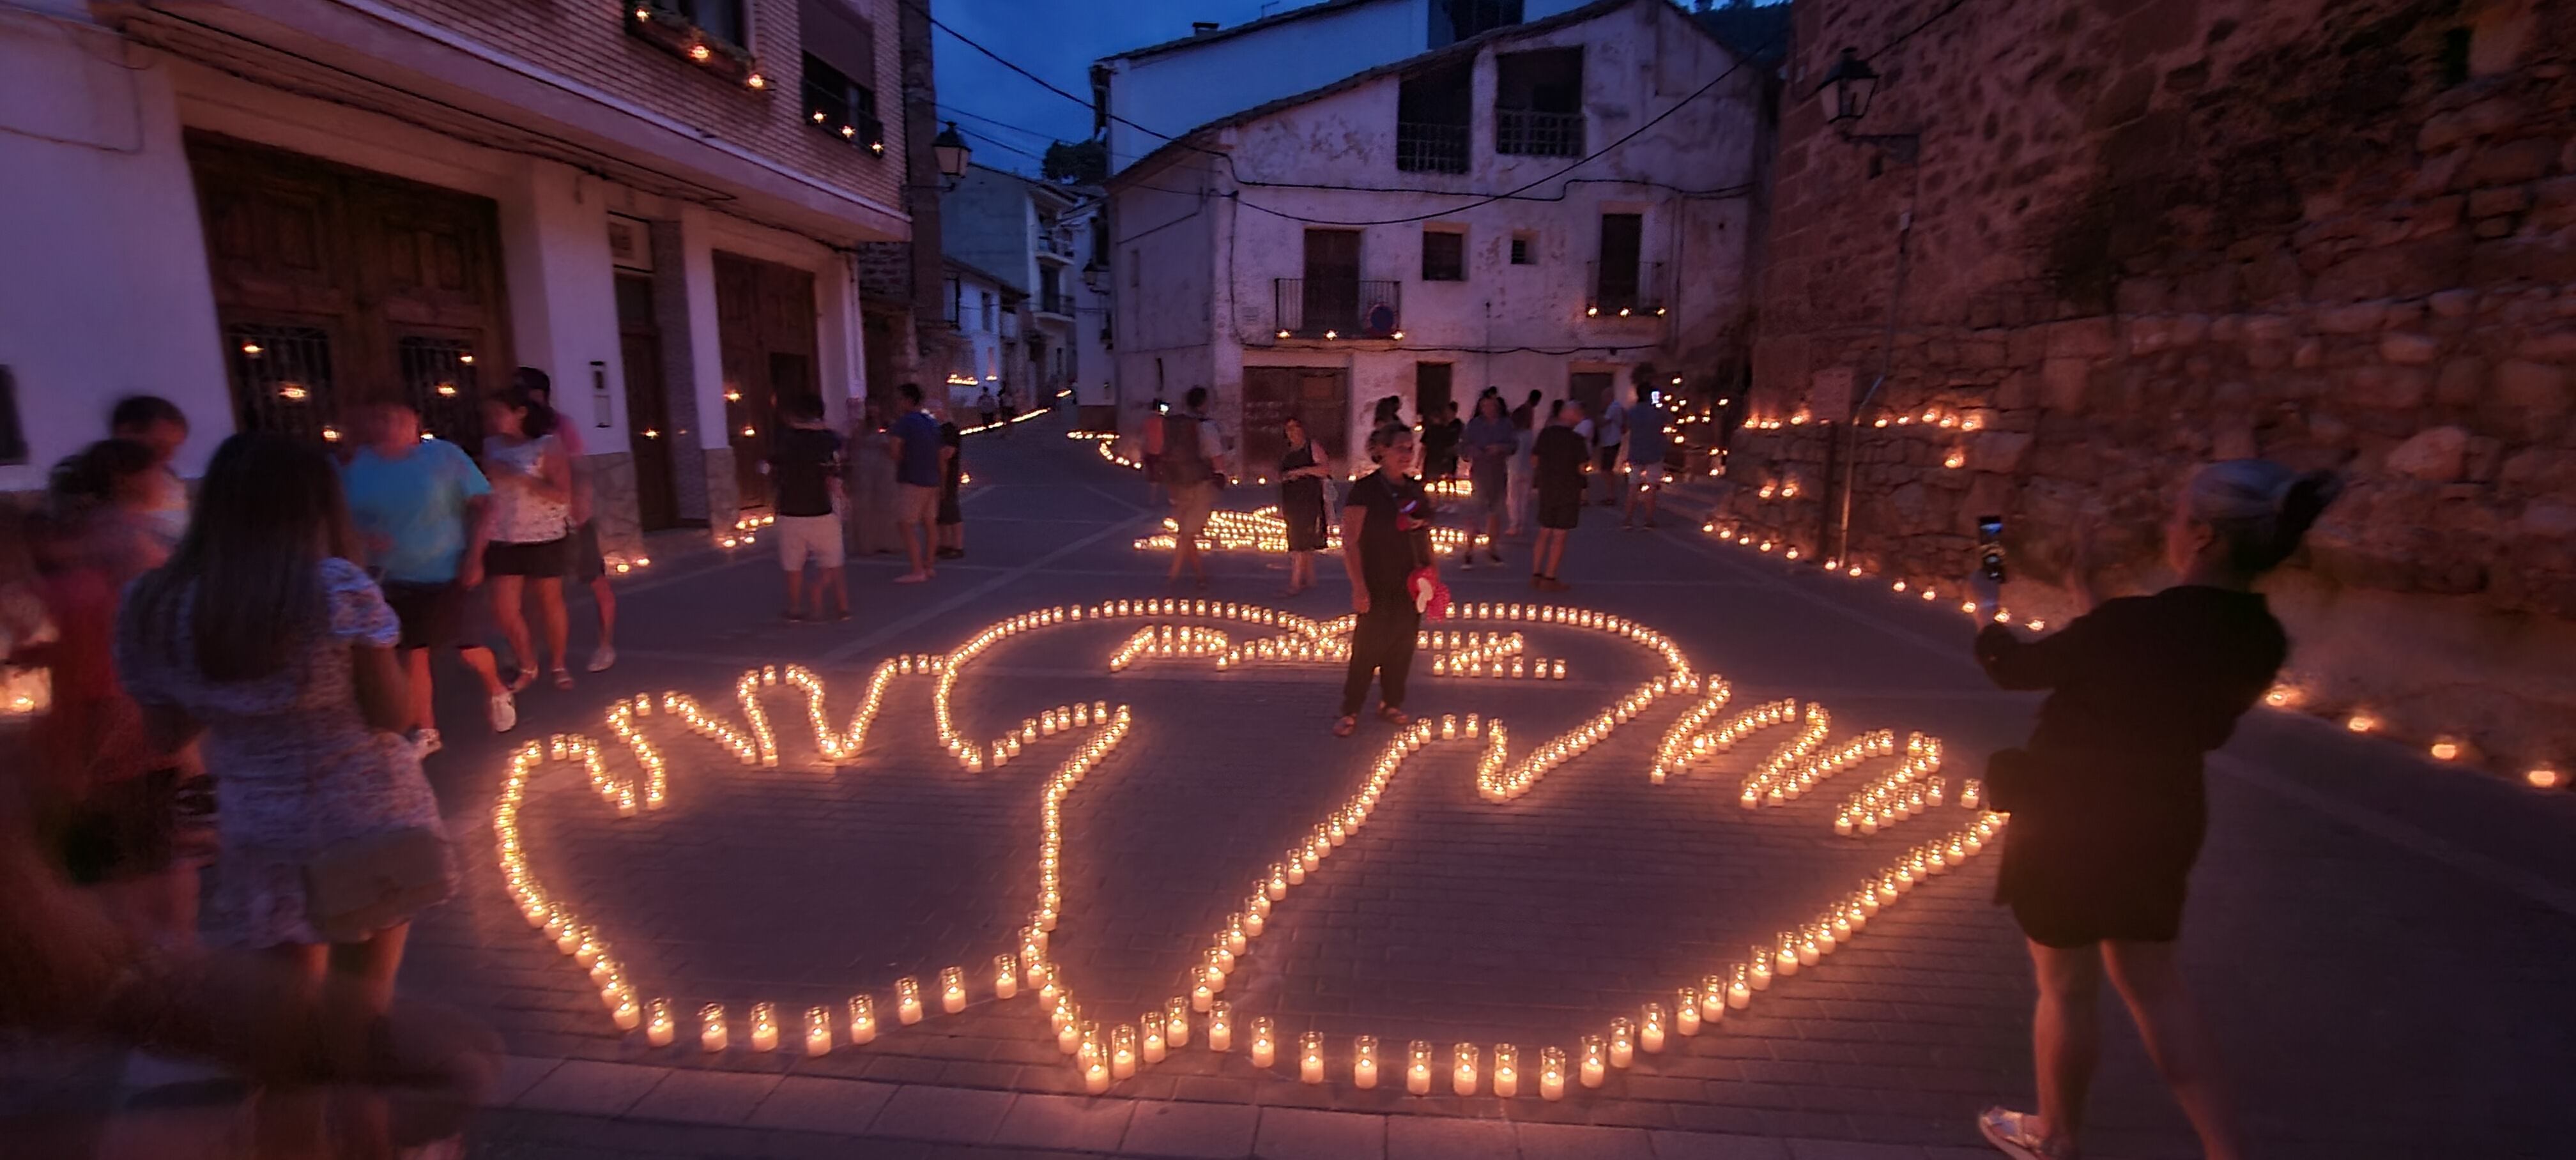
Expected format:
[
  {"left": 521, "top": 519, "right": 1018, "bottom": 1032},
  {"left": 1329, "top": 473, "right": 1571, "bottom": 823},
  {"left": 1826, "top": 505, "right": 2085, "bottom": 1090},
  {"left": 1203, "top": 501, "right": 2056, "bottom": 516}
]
[
  {"left": 1109, "top": 165, "right": 1223, "bottom": 441},
  {"left": 0, "top": 22, "right": 227, "bottom": 491},
  {"left": 942, "top": 266, "right": 1009, "bottom": 415},
  {"left": 1065, "top": 202, "right": 1116, "bottom": 412},
  {"left": 1111, "top": 0, "right": 1760, "bottom": 462}
]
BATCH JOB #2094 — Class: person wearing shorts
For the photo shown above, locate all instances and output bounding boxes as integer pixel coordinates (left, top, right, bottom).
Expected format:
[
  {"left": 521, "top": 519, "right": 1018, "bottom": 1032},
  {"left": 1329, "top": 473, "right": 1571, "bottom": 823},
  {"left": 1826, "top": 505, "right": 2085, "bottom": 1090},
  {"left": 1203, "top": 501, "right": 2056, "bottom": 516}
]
[
  {"left": 767, "top": 392, "right": 848, "bottom": 620},
  {"left": 518, "top": 369, "right": 618, "bottom": 673},
  {"left": 889, "top": 382, "right": 945, "bottom": 583},
  {"left": 480, "top": 386, "right": 576, "bottom": 690},
  {"left": 1158, "top": 386, "right": 1226, "bottom": 590},
  {"left": 1620, "top": 390, "right": 1671, "bottom": 530},
  {"left": 1530, "top": 400, "right": 1588, "bottom": 591},
  {"left": 342, "top": 400, "right": 516, "bottom": 751}
]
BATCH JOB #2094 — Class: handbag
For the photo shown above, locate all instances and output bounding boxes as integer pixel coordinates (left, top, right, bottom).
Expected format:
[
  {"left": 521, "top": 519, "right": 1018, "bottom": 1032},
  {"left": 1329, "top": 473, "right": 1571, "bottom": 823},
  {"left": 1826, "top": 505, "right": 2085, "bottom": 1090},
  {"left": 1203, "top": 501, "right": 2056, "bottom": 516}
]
[{"left": 307, "top": 825, "right": 450, "bottom": 943}]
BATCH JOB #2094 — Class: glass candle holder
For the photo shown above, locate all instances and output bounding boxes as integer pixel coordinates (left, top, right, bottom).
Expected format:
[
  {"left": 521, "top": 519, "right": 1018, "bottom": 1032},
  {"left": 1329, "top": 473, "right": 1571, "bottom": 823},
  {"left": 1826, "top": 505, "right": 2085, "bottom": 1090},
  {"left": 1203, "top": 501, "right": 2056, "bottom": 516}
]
[
  {"left": 940, "top": 966, "right": 968, "bottom": 1014},
  {"left": 645, "top": 997, "right": 674, "bottom": 1046},
  {"left": 1141, "top": 1011, "right": 1167, "bottom": 1062},
  {"left": 1491, "top": 1042, "right": 1519, "bottom": 1097},
  {"left": 1112, "top": 1023, "right": 1138, "bottom": 1078},
  {"left": 1076, "top": 1020, "right": 1103, "bottom": 1070},
  {"left": 804, "top": 1005, "right": 832, "bottom": 1056},
  {"left": 1300, "top": 1031, "right": 1326, "bottom": 1084},
  {"left": 1407, "top": 1040, "right": 1434, "bottom": 1095},
  {"left": 1058, "top": 1005, "right": 1085, "bottom": 1054},
  {"left": 895, "top": 976, "right": 924, "bottom": 1025},
  {"left": 1608, "top": 1017, "right": 1635, "bottom": 1067},
  {"left": 994, "top": 953, "right": 1019, "bottom": 1000},
  {"left": 1247, "top": 1016, "right": 1276, "bottom": 1067},
  {"left": 1450, "top": 1041, "right": 1478, "bottom": 1095},
  {"left": 1540, "top": 1046, "right": 1567, "bottom": 1100},
  {"left": 1353, "top": 1035, "right": 1379, "bottom": 1088},
  {"left": 1639, "top": 1004, "right": 1666, "bottom": 1053},
  {"left": 1579, "top": 1035, "right": 1606, "bottom": 1088},
  {"left": 1165, "top": 997, "right": 1191, "bottom": 1048},
  {"left": 699, "top": 1003, "right": 728, "bottom": 1052},
  {"left": 1207, "top": 1001, "right": 1234, "bottom": 1051},
  {"left": 1676, "top": 987, "right": 1703, "bottom": 1035},
  {"left": 848, "top": 995, "right": 877, "bottom": 1044}
]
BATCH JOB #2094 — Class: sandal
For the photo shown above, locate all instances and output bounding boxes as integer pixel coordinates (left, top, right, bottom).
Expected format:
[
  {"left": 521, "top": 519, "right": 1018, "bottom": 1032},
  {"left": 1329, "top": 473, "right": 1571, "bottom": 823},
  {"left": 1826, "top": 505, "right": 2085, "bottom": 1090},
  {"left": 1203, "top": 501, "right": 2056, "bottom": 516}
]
[
  {"left": 507, "top": 666, "right": 536, "bottom": 693},
  {"left": 1977, "top": 1108, "right": 2076, "bottom": 1159},
  {"left": 1378, "top": 705, "right": 1411, "bottom": 727},
  {"left": 1331, "top": 715, "right": 1357, "bottom": 738},
  {"left": 551, "top": 668, "right": 574, "bottom": 690}
]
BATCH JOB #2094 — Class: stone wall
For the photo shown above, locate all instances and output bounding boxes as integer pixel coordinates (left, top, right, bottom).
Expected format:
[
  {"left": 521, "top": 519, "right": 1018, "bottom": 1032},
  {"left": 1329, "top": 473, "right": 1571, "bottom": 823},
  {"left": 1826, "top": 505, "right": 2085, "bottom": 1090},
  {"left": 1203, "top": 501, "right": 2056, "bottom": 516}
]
[{"left": 1727, "top": 0, "right": 2575, "bottom": 770}]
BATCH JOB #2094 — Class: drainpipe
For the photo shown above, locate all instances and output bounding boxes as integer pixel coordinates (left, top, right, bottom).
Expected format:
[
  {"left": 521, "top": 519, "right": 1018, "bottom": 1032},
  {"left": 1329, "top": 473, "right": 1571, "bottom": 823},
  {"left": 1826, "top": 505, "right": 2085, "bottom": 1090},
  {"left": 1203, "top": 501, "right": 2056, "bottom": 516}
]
[{"left": 1831, "top": 202, "right": 1915, "bottom": 566}]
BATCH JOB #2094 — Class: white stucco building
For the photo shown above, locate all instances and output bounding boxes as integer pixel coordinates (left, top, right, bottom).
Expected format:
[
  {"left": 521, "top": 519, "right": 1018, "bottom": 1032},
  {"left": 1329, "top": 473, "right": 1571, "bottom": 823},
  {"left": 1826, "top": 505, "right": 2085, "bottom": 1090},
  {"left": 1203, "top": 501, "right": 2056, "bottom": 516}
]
[
  {"left": 940, "top": 256, "right": 1022, "bottom": 414},
  {"left": 1102, "top": 0, "right": 1766, "bottom": 470},
  {"left": 0, "top": 0, "right": 914, "bottom": 551}
]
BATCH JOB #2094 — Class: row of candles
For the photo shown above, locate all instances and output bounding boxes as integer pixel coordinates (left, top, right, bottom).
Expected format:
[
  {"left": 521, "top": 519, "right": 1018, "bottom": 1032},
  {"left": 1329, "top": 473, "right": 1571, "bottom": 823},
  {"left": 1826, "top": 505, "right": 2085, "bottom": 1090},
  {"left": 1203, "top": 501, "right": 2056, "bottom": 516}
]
[
  {"left": 1832, "top": 736, "right": 1949, "bottom": 835},
  {"left": 716, "top": 512, "right": 776, "bottom": 551},
  {"left": 1107, "top": 625, "right": 1232, "bottom": 671},
  {"left": 1699, "top": 522, "right": 2050, "bottom": 633},
  {"left": 1133, "top": 507, "right": 1476, "bottom": 558},
  {"left": 1746, "top": 724, "right": 1895, "bottom": 807}
]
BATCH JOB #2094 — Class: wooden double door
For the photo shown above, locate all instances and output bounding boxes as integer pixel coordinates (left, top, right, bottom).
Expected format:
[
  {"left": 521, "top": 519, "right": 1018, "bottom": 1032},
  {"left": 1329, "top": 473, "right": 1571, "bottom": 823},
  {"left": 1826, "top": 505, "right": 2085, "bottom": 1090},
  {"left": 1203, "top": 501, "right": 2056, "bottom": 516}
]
[
  {"left": 713, "top": 252, "right": 819, "bottom": 511},
  {"left": 188, "top": 132, "right": 509, "bottom": 448},
  {"left": 1241, "top": 366, "right": 1349, "bottom": 477}
]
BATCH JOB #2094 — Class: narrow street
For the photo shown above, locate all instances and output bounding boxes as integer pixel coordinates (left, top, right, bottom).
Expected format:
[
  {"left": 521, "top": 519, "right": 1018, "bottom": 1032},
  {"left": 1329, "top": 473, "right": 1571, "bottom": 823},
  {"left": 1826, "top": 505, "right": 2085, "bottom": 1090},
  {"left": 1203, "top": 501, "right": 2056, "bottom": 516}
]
[{"left": 413, "top": 415, "right": 2576, "bottom": 1160}]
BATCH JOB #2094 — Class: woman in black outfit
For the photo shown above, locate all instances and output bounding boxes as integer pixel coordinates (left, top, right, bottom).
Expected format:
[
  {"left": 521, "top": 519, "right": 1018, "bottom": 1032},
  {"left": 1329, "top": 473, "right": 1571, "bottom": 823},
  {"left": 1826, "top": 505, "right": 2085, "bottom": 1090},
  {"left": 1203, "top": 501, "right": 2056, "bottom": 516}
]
[
  {"left": 1276, "top": 416, "right": 1331, "bottom": 595},
  {"left": 1332, "top": 423, "right": 1431, "bottom": 738},
  {"left": 1972, "top": 460, "right": 2338, "bottom": 1160}
]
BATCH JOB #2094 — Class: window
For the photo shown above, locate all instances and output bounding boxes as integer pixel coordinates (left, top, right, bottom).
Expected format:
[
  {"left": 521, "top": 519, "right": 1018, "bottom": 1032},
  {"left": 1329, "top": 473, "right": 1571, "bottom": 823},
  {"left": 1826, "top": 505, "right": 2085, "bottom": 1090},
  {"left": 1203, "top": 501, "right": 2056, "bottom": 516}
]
[
  {"left": 1396, "top": 62, "right": 1472, "bottom": 174},
  {"left": 944, "top": 276, "right": 962, "bottom": 328},
  {"left": 1429, "top": 0, "right": 1522, "bottom": 46},
  {"left": 1593, "top": 213, "right": 1646, "bottom": 314},
  {"left": 981, "top": 291, "right": 997, "bottom": 332},
  {"left": 1496, "top": 48, "right": 1584, "bottom": 156},
  {"left": 1421, "top": 229, "right": 1465, "bottom": 282},
  {"left": 1510, "top": 234, "right": 1533, "bottom": 265},
  {"left": 678, "top": 0, "right": 744, "bottom": 49},
  {"left": 802, "top": 52, "right": 882, "bottom": 154}
]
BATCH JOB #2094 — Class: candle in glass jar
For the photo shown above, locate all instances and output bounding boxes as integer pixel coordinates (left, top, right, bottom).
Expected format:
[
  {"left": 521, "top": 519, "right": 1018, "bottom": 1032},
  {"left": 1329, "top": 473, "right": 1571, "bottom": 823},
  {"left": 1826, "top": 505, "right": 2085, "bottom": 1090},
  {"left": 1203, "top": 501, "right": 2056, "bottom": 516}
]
[
  {"left": 994, "top": 954, "right": 1019, "bottom": 999},
  {"left": 895, "top": 977, "right": 924, "bottom": 1025},
  {"left": 804, "top": 1005, "right": 832, "bottom": 1056},
  {"left": 1112, "top": 1023, "right": 1138, "bottom": 1078},
  {"left": 748, "top": 1002, "right": 779, "bottom": 1052},
  {"left": 1491, "top": 1043, "right": 1519, "bottom": 1097},
  {"left": 848, "top": 995, "right": 877, "bottom": 1044},
  {"left": 1609, "top": 1018, "right": 1635, "bottom": 1067},
  {"left": 1579, "top": 1035, "right": 1606, "bottom": 1087},
  {"left": 1084, "top": 1057, "right": 1110, "bottom": 1094},
  {"left": 611, "top": 989, "right": 641, "bottom": 1030},
  {"left": 1058, "top": 1009, "right": 1085, "bottom": 1054},
  {"left": 1076, "top": 1021, "right": 1102, "bottom": 1071},
  {"left": 1675, "top": 988, "right": 1702, "bottom": 1036},
  {"left": 1225, "top": 913, "right": 1248, "bottom": 954},
  {"left": 645, "top": 997, "right": 674, "bottom": 1046},
  {"left": 1540, "top": 1046, "right": 1567, "bottom": 1100},
  {"left": 1729, "top": 965, "right": 1753, "bottom": 1008},
  {"left": 700, "top": 1004, "right": 728, "bottom": 1052},
  {"left": 1207, "top": 1001, "right": 1234, "bottom": 1051},
  {"left": 1639, "top": 1004, "right": 1666, "bottom": 1053},
  {"left": 1407, "top": 1040, "right": 1434, "bottom": 1095},
  {"left": 1141, "top": 1012, "right": 1167, "bottom": 1062},
  {"left": 1247, "top": 1016, "right": 1275, "bottom": 1067},
  {"left": 940, "top": 966, "right": 967, "bottom": 1014},
  {"left": 1301, "top": 1032, "right": 1326, "bottom": 1084},
  {"left": 1353, "top": 1035, "right": 1379, "bottom": 1088},
  {"left": 1451, "top": 1042, "right": 1478, "bottom": 1095},
  {"left": 1165, "top": 998, "right": 1191, "bottom": 1047}
]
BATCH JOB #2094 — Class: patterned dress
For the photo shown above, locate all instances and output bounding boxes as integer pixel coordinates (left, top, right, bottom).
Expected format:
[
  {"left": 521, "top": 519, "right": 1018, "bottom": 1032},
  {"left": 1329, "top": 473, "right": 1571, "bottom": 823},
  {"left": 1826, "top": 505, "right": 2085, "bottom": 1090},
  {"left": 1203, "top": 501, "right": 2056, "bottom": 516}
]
[{"left": 115, "top": 557, "right": 456, "bottom": 948}]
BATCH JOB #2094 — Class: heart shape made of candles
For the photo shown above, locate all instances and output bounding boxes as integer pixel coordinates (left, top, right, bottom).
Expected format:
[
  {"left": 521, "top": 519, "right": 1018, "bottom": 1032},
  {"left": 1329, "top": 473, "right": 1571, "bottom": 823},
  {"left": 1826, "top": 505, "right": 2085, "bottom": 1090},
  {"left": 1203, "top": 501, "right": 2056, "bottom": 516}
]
[{"left": 491, "top": 597, "right": 2004, "bottom": 1095}]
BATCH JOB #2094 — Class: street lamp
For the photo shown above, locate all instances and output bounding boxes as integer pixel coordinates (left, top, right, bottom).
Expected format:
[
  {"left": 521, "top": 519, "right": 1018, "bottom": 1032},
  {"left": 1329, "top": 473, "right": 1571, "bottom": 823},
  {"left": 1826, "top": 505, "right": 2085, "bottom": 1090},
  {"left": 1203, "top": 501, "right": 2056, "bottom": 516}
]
[
  {"left": 1814, "top": 48, "right": 1879, "bottom": 126},
  {"left": 933, "top": 121, "right": 972, "bottom": 189}
]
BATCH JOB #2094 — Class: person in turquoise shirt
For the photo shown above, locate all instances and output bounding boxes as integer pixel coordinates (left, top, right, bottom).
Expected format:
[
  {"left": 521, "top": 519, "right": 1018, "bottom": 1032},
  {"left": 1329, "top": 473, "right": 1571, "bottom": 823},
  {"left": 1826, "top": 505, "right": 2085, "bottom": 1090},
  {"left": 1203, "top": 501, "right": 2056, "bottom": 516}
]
[{"left": 342, "top": 401, "right": 516, "bottom": 753}]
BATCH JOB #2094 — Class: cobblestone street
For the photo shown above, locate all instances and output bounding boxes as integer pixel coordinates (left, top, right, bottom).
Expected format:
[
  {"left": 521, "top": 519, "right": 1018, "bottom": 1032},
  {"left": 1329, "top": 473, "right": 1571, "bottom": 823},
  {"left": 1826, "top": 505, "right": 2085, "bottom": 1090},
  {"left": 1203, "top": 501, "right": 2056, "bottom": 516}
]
[{"left": 416, "top": 420, "right": 2576, "bottom": 1160}]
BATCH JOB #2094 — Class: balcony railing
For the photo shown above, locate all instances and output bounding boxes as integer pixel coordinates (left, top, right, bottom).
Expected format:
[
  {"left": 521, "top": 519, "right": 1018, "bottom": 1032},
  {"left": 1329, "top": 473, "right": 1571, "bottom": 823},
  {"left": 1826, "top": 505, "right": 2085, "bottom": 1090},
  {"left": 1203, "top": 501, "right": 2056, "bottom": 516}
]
[
  {"left": 1273, "top": 279, "right": 1402, "bottom": 339},
  {"left": 1039, "top": 287, "right": 1070, "bottom": 317},
  {"left": 1496, "top": 109, "right": 1583, "bottom": 157},
  {"left": 1395, "top": 121, "right": 1471, "bottom": 173},
  {"left": 1585, "top": 261, "right": 1667, "bottom": 317}
]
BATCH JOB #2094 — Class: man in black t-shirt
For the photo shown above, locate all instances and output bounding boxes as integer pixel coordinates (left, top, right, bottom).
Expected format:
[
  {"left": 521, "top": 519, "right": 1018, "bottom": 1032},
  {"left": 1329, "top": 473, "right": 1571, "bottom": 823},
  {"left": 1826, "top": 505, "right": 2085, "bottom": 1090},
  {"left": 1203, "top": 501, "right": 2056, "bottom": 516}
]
[
  {"left": 1334, "top": 422, "right": 1434, "bottom": 737},
  {"left": 767, "top": 393, "right": 848, "bottom": 622},
  {"left": 1530, "top": 400, "right": 1588, "bottom": 591}
]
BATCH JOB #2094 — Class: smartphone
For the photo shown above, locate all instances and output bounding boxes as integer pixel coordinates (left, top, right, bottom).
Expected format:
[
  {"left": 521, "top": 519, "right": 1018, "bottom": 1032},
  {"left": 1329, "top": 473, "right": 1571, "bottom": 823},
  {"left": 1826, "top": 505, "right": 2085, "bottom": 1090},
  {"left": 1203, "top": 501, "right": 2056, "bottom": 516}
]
[
  {"left": 1973, "top": 515, "right": 2007, "bottom": 622},
  {"left": 1154, "top": 401, "right": 1169, "bottom": 415}
]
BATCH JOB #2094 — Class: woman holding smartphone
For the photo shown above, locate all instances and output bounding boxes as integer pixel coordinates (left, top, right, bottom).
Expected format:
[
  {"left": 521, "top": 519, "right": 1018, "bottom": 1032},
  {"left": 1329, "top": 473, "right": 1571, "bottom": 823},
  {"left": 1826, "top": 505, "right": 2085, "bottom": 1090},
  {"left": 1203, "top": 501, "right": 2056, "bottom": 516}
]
[{"left": 1971, "top": 460, "right": 2338, "bottom": 1160}]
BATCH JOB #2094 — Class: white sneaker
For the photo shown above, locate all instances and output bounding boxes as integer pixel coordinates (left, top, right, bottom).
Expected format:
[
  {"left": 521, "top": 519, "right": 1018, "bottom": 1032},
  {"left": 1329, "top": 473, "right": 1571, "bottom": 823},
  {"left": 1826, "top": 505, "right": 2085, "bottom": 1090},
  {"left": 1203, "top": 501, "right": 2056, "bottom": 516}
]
[
  {"left": 488, "top": 692, "right": 518, "bottom": 733},
  {"left": 587, "top": 645, "right": 617, "bottom": 673},
  {"left": 410, "top": 728, "right": 443, "bottom": 758}
]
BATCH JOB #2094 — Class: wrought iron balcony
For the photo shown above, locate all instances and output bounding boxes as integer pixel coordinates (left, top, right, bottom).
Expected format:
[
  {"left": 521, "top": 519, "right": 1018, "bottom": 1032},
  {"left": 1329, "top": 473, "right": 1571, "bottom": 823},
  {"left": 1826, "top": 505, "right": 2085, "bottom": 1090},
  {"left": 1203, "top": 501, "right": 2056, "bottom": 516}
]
[
  {"left": 1272, "top": 279, "right": 1403, "bottom": 339},
  {"left": 1395, "top": 121, "right": 1471, "bottom": 174}
]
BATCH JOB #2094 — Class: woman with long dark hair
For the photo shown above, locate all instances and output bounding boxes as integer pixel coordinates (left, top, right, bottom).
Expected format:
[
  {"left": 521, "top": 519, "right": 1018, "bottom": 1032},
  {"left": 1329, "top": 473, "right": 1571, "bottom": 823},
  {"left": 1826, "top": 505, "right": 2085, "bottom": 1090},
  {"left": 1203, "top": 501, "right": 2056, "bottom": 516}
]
[
  {"left": 480, "top": 387, "right": 574, "bottom": 690},
  {"left": 1331, "top": 422, "right": 1432, "bottom": 738},
  {"left": 1276, "top": 415, "right": 1331, "bottom": 596},
  {"left": 1973, "top": 460, "right": 2340, "bottom": 1160},
  {"left": 115, "top": 434, "right": 454, "bottom": 1008}
]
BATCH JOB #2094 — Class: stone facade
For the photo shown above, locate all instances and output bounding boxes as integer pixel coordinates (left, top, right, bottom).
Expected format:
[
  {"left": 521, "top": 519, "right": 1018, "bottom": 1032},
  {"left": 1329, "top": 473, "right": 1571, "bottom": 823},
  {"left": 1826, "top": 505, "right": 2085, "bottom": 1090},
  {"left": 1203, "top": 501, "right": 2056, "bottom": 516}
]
[{"left": 1726, "top": 0, "right": 2574, "bottom": 769}]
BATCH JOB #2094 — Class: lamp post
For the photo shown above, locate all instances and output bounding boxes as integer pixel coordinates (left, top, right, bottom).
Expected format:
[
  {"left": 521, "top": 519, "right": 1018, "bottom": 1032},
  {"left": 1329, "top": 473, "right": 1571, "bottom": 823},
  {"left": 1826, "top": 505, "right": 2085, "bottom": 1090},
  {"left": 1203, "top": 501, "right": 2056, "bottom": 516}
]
[{"left": 933, "top": 121, "right": 972, "bottom": 190}]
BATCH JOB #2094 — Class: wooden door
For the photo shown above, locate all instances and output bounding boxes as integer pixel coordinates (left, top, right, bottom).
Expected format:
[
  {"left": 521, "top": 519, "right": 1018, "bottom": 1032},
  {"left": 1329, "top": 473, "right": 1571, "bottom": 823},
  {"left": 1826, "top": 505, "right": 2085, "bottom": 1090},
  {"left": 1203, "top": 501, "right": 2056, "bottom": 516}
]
[
  {"left": 616, "top": 273, "right": 678, "bottom": 530},
  {"left": 187, "top": 132, "right": 509, "bottom": 446},
  {"left": 1301, "top": 229, "right": 1361, "bottom": 336},
  {"left": 713, "top": 251, "right": 818, "bottom": 510},
  {"left": 1243, "top": 366, "right": 1349, "bottom": 475}
]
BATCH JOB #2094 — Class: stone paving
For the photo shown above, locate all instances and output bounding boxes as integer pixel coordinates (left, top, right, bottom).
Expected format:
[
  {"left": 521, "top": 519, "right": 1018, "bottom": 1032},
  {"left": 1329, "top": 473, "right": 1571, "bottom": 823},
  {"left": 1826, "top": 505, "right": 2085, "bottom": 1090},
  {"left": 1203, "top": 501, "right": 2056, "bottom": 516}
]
[{"left": 405, "top": 418, "right": 2576, "bottom": 1159}]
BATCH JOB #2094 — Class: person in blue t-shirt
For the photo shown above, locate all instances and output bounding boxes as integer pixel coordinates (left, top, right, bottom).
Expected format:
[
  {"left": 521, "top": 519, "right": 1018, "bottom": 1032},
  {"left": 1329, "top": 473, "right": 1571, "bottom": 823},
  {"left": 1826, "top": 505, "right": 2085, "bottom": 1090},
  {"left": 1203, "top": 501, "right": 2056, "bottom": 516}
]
[
  {"left": 342, "top": 401, "right": 516, "bottom": 753},
  {"left": 887, "top": 382, "right": 947, "bottom": 584},
  {"left": 1620, "top": 388, "right": 1672, "bottom": 530}
]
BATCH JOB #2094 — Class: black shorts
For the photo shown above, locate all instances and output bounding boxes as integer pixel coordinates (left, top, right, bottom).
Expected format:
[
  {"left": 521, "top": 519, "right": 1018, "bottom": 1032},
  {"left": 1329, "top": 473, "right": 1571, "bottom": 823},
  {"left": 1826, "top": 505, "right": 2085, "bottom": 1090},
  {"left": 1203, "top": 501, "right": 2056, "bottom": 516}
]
[
  {"left": 382, "top": 579, "right": 479, "bottom": 651},
  {"left": 1538, "top": 486, "right": 1583, "bottom": 531},
  {"left": 938, "top": 486, "right": 963, "bottom": 526},
  {"left": 569, "top": 519, "right": 605, "bottom": 582},
  {"left": 486, "top": 537, "right": 569, "bottom": 577}
]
